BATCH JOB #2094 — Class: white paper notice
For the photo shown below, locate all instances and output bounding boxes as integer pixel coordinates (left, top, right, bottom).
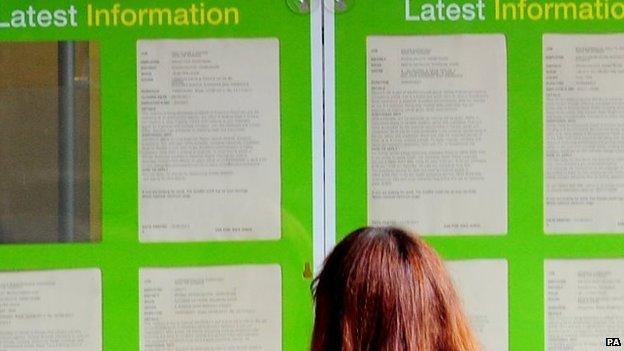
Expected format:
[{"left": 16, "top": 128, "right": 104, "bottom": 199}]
[
  {"left": 0, "top": 269, "right": 101, "bottom": 351},
  {"left": 138, "top": 38, "right": 281, "bottom": 242},
  {"left": 545, "top": 259, "right": 624, "bottom": 351},
  {"left": 140, "top": 265, "right": 281, "bottom": 351},
  {"left": 367, "top": 35, "right": 507, "bottom": 235},
  {"left": 544, "top": 34, "right": 624, "bottom": 234},
  {"left": 446, "top": 260, "right": 508, "bottom": 351}
]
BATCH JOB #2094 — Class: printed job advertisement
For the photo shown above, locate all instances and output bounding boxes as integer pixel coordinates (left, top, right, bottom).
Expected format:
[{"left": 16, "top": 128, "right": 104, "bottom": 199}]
[
  {"left": 544, "top": 34, "right": 624, "bottom": 233},
  {"left": 545, "top": 259, "right": 624, "bottom": 351},
  {"left": 140, "top": 265, "right": 281, "bottom": 351},
  {"left": 138, "top": 38, "right": 281, "bottom": 241},
  {"left": 0, "top": 269, "right": 101, "bottom": 351},
  {"left": 446, "top": 260, "right": 508, "bottom": 351},
  {"left": 367, "top": 35, "right": 507, "bottom": 235}
]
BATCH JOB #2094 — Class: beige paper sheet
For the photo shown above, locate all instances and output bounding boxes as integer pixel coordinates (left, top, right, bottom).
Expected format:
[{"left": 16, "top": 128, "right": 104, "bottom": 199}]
[
  {"left": 367, "top": 34, "right": 508, "bottom": 235},
  {"left": 138, "top": 38, "right": 281, "bottom": 242},
  {"left": 0, "top": 268, "right": 101, "bottom": 350},
  {"left": 140, "top": 265, "right": 281, "bottom": 351},
  {"left": 447, "top": 259, "right": 509, "bottom": 351},
  {"left": 543, "top": 34, "right": 624, "bottom": 234},
  {"left": 545, "top": 259, "right": 624, "bottom": 351}
]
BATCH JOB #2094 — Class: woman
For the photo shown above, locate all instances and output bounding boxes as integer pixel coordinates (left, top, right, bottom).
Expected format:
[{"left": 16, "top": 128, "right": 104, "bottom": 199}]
[{"left": 311, "top": 226, "right": 479, "bottom": 351}]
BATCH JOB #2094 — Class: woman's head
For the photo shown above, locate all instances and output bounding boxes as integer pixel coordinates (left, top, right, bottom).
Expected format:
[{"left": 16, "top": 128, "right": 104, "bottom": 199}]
[{"left": 311, "top": 227, "right": 479, "bottom": 351}]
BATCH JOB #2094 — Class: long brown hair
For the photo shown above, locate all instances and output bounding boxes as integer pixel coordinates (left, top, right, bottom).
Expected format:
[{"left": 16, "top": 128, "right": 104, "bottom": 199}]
[{"left": 311, "top": 227, "right": 480, "bottom": 351}]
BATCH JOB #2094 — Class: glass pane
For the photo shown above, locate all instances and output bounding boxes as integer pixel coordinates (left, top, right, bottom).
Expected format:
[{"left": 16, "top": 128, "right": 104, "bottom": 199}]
[{"left": 0, "top": 41, "right": 100, "bottom": 243}]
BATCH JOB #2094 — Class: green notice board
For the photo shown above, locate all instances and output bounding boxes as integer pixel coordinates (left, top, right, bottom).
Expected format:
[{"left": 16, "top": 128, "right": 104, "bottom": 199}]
[
  {"left": 334, "top": 0, "right": 624, "bottom": 350},
  {"left": 0, "top": 0, "right": 314, "bottom": 349}
]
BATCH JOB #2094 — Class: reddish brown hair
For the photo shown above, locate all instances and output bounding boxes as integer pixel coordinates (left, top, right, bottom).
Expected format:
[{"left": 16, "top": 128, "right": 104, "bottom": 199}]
[{"left": 311, "top": 227, "right": 480, "bottom": 351}]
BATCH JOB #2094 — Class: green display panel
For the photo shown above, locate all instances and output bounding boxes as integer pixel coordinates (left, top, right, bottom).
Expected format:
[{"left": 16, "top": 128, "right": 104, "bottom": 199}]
[
  {"left": 0, "top": 0, "right": 314, "bottom": 349},
  {"left": 333, "top": 1, "right": 624, "bottom": 350}
]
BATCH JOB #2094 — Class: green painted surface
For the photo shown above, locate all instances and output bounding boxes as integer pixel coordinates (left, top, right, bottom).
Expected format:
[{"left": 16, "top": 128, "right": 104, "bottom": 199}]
[
  {"left": 0, "top": 0, "right": 313, "bottom": 350},
  {"left": 334, "top": 1, "right": 624, "bottom": 350}
]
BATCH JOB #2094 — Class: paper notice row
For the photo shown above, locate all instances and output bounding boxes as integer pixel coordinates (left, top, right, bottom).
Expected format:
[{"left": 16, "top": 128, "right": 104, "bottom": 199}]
[
  {"left": 367, "top": 33, "right": 624, "bottom": 235},
  {"left": 1, "top": 260, "right": 622, "bottom": 350},
  {"left": 134, "top": 35, "right": 623, "bottom": 240}
]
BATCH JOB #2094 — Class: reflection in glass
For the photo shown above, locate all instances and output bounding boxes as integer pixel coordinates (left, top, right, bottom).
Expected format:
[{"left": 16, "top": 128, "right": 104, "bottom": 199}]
[{"left": 0, "top": 41, "right": 101, "bottom": 243}]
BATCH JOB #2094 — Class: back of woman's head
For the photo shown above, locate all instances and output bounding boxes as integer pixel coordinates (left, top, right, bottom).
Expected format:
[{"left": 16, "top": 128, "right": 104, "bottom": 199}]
[{"left": 311, "top": 227, "right": 479, "bottom": 351}]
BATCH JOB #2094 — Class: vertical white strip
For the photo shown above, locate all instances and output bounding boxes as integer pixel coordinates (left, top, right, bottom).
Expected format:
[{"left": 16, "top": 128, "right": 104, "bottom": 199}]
[
  {"left": 311, "top": 0, "right": 326, "bottom": 274},
  {"left": 323, "top": 0, "right": 337, "bottom": 255}
]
